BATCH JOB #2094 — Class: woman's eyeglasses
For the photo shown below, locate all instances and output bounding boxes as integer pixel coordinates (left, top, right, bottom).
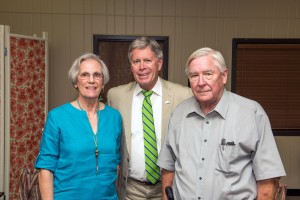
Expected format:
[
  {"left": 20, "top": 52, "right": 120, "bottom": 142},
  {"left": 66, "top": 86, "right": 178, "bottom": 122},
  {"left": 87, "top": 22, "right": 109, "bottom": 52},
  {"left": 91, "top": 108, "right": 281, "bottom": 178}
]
[{"left": 78, "top": 72, "right": 103, "bottom": 80}]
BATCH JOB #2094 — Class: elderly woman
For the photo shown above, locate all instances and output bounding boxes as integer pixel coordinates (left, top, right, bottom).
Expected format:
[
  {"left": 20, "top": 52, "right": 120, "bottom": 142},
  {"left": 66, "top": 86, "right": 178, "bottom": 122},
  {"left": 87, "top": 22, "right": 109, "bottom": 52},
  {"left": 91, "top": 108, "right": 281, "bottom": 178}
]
[{"left": 35, "top": 53, "right": 122, "bottom": 199}]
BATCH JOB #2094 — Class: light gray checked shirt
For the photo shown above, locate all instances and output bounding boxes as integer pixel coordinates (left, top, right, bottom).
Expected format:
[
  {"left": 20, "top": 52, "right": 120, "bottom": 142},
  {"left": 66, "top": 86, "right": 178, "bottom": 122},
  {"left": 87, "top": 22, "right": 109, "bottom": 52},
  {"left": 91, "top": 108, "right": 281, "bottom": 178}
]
[{"left": 157, "top": 89, "right": 286, "bottom": 200}]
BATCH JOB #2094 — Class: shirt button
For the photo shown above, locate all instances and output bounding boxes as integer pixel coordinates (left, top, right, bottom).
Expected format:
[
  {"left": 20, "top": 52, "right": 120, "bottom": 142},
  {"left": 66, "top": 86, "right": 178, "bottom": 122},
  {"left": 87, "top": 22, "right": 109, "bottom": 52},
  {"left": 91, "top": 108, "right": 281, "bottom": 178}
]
[
  {"left": 204, "top": 139, "right": 207, "bottom": 142},
  {"left": 199, "top": 177, "right": 202, "bottom": 180},
  {"left": 206, "top": 121, "right": 209, "bottom": 124},
  {"left": 198, "top": 197, "right": 201, "bottom": 199},
  {"left": 202, "top": 158, "right": 205, "bottom": 161}
]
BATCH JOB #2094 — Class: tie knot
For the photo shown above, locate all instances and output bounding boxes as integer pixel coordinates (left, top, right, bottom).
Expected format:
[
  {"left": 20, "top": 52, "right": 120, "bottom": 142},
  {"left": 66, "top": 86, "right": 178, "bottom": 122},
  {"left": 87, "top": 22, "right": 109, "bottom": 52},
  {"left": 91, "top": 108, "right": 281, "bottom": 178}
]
[{"left": 142, "top": 90, "right": 153, "bottom": 98}]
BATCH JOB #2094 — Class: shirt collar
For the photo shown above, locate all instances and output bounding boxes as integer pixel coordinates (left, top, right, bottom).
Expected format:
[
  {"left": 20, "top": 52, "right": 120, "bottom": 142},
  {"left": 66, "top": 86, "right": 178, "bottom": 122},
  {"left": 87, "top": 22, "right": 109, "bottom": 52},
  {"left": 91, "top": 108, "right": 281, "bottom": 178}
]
[
  {"left": 186, "top": 89, "right": 229, "bottom": 119},
  {"left": 214, "top": 89, "right": 229, "bottom": 119},
  {"left": 133, "top": 78, "right": 162, "bottom": 97},
  {"left": 185, "top": 97, "right": 203, "bottom": 117}
]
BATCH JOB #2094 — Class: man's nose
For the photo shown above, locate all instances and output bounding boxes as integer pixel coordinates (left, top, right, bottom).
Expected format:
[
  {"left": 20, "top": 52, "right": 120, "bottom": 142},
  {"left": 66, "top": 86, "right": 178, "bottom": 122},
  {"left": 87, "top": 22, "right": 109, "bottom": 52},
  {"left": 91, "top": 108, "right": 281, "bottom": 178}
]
[
  {"left": 138, "top": 61, "right": 146, "bottom": 69},
  {"left": 197, "top": 74, "right": 206, "bottom": 85}
]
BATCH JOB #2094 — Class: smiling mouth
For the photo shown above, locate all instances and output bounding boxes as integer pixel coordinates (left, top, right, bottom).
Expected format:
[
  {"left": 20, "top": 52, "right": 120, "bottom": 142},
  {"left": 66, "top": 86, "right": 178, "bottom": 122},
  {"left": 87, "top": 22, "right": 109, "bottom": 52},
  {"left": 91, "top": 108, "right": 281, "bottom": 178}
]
[
  {"left": 86, "top": 86, "right": 97, "bottom": 90},
  {"left": 139, "top": 73, "right": 149, "bottom": 78}
]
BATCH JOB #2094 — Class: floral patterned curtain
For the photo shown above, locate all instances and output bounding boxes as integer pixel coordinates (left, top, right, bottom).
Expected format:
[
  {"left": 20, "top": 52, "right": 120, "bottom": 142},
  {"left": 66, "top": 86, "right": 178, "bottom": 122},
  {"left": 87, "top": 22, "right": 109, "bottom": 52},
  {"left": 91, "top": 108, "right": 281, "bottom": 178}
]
[{"left": 9, "top": 36, "right": 47, "bottom": 199}]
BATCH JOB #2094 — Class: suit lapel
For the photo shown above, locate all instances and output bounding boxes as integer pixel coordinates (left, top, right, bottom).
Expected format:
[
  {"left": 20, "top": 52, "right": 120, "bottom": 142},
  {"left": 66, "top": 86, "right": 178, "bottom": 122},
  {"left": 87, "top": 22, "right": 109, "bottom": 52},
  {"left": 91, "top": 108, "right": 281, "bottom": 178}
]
[
  {"left": 161, "top": 79, "right": 173, "bottom": 144},
  {"left": 122, "top": 82, "right": 135, "bottom": 156}
]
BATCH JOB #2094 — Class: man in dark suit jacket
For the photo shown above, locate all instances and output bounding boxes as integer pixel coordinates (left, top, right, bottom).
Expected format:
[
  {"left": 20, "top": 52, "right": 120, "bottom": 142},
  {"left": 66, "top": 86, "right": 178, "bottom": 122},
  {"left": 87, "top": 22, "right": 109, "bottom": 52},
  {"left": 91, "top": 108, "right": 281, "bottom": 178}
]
[{"left": 107, "top": 37, "right": 192, "bottom": 200}]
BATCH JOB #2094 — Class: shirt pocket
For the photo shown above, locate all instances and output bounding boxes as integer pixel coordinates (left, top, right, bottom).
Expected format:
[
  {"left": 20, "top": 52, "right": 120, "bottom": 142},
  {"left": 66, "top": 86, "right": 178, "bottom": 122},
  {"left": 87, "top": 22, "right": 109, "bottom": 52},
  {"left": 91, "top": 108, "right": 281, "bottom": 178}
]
[{"left": 215, "top": 144, "right": 239, "bottom": 173}]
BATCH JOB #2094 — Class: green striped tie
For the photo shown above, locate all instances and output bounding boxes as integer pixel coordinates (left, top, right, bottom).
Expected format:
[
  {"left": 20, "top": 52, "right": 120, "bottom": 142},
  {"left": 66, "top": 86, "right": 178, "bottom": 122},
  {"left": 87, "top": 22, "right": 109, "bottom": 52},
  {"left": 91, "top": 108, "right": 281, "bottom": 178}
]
[{"left": 142, "top": 90, "right": 160, "bottom": 184}]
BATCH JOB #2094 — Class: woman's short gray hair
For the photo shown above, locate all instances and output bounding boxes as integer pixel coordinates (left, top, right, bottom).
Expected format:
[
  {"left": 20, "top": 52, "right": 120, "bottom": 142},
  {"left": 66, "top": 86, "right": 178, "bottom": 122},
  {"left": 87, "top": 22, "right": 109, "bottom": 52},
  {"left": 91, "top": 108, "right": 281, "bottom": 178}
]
[
  {"left": 68, "top": 53, "right": 110, "bottom": 87},
  {"left": 128, "top": 36, "right": 163, "bottom": 61},
  {"left": 185, "top": 47, "right": 227, "bottom": 75}
]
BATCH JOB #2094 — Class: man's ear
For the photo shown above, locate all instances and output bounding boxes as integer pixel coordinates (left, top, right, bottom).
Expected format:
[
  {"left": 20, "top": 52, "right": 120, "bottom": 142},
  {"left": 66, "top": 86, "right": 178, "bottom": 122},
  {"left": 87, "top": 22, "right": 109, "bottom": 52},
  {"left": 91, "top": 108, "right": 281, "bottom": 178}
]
[
  {"left": 158, "top": 59, "right": 163, "bottom": 71},
  {"left": 222, "top": 68, "right": 228, "bottom": 84}
]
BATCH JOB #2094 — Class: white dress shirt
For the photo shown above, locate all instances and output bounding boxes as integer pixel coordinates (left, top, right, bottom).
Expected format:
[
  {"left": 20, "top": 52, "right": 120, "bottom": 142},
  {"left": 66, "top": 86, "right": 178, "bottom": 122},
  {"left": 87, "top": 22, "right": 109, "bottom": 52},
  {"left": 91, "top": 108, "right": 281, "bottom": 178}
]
[{"left": 129, "top": 79, "right": 162, "bottom": 181}]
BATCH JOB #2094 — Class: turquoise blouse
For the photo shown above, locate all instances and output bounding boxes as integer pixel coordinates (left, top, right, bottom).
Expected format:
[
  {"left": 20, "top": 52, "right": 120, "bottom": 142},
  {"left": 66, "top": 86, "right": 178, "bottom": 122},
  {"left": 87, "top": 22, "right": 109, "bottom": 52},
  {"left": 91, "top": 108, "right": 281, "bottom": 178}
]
[{"left": 35, "top": 103, "right": 122, "bottom": 200}]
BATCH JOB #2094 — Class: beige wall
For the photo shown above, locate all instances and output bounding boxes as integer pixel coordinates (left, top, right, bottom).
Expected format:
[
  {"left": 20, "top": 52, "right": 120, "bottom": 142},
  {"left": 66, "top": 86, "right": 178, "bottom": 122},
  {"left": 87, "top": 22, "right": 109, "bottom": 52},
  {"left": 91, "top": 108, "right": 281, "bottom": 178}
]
[{"left": 0, "top": 0, "right": 300, "bottom": 195}]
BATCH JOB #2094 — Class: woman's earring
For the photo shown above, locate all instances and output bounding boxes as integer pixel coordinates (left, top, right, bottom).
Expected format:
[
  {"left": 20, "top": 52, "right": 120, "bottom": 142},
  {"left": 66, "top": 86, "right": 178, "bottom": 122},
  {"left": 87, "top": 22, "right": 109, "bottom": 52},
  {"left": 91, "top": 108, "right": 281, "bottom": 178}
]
[{"left": 98, "top": 87, "right": 104, "bottom": 101}]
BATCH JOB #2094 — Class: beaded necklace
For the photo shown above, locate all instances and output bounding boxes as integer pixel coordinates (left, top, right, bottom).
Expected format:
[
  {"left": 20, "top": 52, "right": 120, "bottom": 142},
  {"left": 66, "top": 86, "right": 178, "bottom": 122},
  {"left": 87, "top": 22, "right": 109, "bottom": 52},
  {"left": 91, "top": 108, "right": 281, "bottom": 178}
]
[{"left": 77, "top": 99, "right": 100, "bottom": 175}]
